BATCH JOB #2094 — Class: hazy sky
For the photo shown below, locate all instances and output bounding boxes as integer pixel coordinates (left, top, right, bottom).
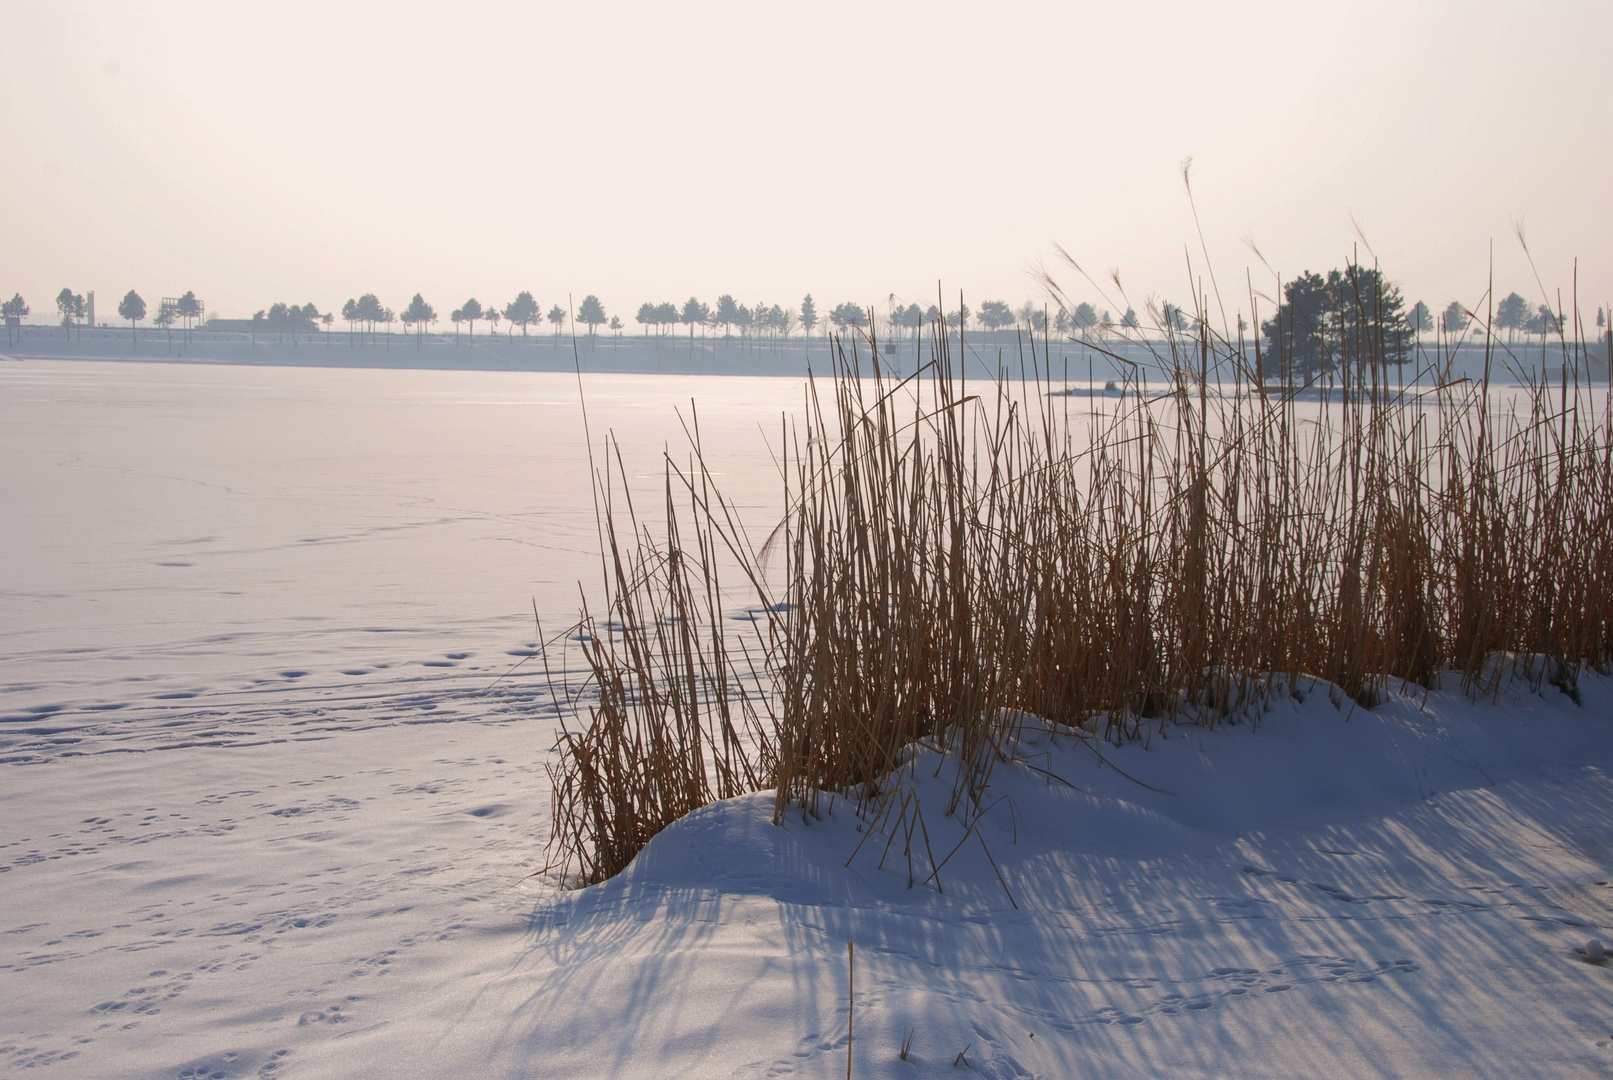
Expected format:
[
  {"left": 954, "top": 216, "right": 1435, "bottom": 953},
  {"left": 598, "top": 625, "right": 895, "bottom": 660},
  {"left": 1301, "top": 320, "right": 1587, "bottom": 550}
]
[{"left": 3, "top": 0, "right": 1609, "bottom": 326}]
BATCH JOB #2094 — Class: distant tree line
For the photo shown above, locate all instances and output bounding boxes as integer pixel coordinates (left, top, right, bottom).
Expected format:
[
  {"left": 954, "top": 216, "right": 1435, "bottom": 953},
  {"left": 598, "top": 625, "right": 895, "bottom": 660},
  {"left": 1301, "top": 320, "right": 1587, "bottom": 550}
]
[{"left": 3, "top": 281, "right": 1604, "bottom": 364}]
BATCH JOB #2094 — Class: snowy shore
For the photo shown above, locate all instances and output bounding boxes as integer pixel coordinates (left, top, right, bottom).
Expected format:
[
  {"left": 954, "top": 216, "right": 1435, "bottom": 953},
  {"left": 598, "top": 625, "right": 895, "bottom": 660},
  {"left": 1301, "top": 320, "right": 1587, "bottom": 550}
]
[{"left": 7, "top": 671, "right": 1613, "bottom": 1079}]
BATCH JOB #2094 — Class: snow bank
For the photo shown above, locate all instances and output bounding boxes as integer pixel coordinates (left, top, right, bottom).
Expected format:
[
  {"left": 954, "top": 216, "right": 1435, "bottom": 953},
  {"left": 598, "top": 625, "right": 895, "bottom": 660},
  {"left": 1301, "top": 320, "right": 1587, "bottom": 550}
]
[
  {"left": 457, "top": 672, "right": 1613, "bottom": 1080},
  {"left": 8, "top": 672, "right": 1613, "bottom": 1078}
]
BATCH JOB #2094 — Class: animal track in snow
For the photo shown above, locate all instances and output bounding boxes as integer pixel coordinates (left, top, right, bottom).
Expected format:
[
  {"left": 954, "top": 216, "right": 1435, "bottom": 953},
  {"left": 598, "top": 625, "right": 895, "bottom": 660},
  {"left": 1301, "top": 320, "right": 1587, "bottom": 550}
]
[{"left": 1086, "top": 955, "right": 1422, "bottom": 1027}]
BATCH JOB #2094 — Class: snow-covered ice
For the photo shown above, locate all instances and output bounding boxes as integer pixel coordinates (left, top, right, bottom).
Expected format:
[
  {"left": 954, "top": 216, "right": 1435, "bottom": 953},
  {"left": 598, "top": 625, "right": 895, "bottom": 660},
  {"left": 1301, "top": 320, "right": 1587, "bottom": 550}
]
[{"left": 5, "top": 360, "right": 1613, "bottom": 1079}]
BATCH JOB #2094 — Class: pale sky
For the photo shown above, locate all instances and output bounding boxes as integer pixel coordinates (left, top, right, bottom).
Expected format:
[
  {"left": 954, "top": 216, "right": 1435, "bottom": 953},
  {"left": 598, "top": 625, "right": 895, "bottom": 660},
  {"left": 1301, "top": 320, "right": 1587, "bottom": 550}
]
[{"left": 3, "top": 0, "right": 1609, "bottom": 327}]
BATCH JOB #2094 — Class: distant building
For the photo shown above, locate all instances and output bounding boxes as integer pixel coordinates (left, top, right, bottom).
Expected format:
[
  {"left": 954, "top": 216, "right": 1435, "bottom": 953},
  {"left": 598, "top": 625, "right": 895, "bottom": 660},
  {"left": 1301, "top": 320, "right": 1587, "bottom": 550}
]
[{"left": 202, "top": 318, "right": 261, "bottom": 334}]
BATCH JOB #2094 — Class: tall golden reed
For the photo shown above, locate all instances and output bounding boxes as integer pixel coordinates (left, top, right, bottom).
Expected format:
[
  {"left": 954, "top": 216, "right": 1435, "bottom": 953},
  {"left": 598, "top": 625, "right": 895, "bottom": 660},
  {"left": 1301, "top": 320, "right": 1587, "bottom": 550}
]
[{"left": 545, "top": 278, "right": 1613, "bottom": 884}]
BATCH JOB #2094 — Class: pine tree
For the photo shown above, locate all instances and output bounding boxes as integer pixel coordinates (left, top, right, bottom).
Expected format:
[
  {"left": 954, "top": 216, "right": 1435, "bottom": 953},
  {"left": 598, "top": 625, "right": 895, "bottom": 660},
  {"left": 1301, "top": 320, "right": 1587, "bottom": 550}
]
[
  {"left": 977, "top": 300, "right": 1014, "bottom": 330},
  {"left": 578, "top": 295, "right": 607, "bottom": 336},
  {"left": 400, "top": 294, "right": 436, "bottom": 348},
  {"left": 504, "top": 291, "right": 540, "bottom": 337},
  {"left": 1408, "top": 300, "right": 1431, "bottom": 336},
  {"left": 1441, "top": 301, "right": 1469, "bottom": 335},
  {"left": 714, "top": 295, "right": 741, "bottom": 338},
  {"left": 1496, "top": 293, "right": 1530, "bottom": 343},
  {"left": 458, "top": 298, "right": 483, "bottom": 339},
  {"left": 1, "top": 292, "right": 27, "bottom": 346},
  {"left": 680, "top": 297, "right": 709, "bottom": 342},
  {"left": 829, "top": 302, "right": 867, "bottom": 331},
  {"left": 116, "top": 291, "right": 145, "bottom": 349}
]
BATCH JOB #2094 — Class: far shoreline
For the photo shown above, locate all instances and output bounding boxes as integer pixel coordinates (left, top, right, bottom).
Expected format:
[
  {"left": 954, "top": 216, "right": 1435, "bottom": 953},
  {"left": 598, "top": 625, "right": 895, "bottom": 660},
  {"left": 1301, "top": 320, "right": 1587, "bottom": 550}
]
[{"left": 1, "top": 325, "right": 1597, "bottom": 387}]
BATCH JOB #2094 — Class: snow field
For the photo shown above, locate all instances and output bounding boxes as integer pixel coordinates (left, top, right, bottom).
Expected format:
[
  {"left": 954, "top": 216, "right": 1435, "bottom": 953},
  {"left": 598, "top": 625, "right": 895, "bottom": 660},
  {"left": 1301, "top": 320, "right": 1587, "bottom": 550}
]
[
  {"left": 9, "top": 672, "right": 1613, "bottom": 1078},
  {"left": 6, "top": 361, "right": 1613, "bottom": 1078}
]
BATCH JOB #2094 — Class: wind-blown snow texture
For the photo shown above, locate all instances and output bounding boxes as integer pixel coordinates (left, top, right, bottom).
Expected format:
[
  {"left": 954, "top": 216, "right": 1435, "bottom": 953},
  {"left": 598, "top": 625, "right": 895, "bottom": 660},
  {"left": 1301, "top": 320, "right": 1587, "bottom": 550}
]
[{"left": 5, "top": 361, "right": 1613, "bottom": 1079}]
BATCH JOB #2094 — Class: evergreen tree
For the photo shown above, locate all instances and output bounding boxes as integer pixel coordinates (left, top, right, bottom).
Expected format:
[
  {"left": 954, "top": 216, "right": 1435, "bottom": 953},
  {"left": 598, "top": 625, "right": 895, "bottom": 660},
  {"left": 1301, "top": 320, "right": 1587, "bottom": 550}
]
[
  {"left": 653, "top": 301, "right": 679, "bottom": 335},
  {"left": 635, "top": 302, "right": 656, "bottom": 335},
  {"left": 578, "top": 295, "right": 607, "bottom": 336},
  {"left": 714, "top": 294, "right": 741, "bottom": 337},
  {"left": 977, "top": 300, "right": 1014, "bottom": 330},
  {"left": 892, "top": 302, "right": 924, "bottom": 339},
  {"left": 56, "top": 288, "right": 79, "bottom": 333},
  {"left": 116, "top": 290, "right": 146, "bottom": 349},
  {"left": 341, "top": 298, "right": 360, "bottom": 344},
  {"left": 175, "top": 291, "right": 202, "bottom": 343},
  {"left": 1, "top": 293, "right": 27, "bottom": 345},
  {"left": 1408, "top": 300, "right": 1431, "bottom": 337},
  {"left": 154, "top": 305, "right": 175, "bottom": 351},
  {"left": 1524, "top": 304, "right": 1561, "bottom": 341},
  {"left": 829, "top": 301, "right": 867, "bottom": 331},
  {"left": 1261, "top": 276, "right": 1325, "bottom": 378},
  {"left": 1495, "top": 292, "right": 1530, "bottom": 342},
  {"left": 1014, "top": 302, "right": 1047, "bottom": 332},
  {"left": 354, "top": 294, "right": 386, "bottom": 345},
  {"left": 799, "top": 294, "right": 818, "bottom": 336},
  {"left": 267, "top": 302, "right": 292, "bottom": 341},
  {"left": 458, "top": 298, "right": 483, "bottom": 339},
  {"left": 680, "top": 297, "right": 709, "bottom": 341},
  {"left": 400, "top": 294, "right": 436, "bottom": 347},
  {"left": 772, "top": 305, "right": 794, "bottom": 339},
  {"left": 1259, "top": 266, "right": 1413, "bottom": 380},
  {"left": 504, "top": 291, "right": 540, "bottom": 337},
  {"left": 1441, "top": 301, "right": 1469, "bottom": 335},
  {"left": 263, "top": 302, "right": 320, "bottom": 342},
  {"left": 768, "top": 304, "right": 792, "bottom": 339}
]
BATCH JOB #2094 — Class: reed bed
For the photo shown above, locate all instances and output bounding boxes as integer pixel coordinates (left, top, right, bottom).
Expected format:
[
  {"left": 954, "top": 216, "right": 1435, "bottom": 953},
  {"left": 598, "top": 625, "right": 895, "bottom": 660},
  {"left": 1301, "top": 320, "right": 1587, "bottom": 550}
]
[{"left": 545, "top": 280, "right": 1613, "bottom": 885}]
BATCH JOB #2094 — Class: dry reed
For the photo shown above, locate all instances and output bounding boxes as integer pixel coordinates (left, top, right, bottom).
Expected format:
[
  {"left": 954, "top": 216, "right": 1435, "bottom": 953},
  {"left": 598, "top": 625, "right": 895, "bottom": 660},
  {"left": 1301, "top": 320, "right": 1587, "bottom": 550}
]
[{"left": 544, "top": 271, "right": 1613, "bottom": 885}]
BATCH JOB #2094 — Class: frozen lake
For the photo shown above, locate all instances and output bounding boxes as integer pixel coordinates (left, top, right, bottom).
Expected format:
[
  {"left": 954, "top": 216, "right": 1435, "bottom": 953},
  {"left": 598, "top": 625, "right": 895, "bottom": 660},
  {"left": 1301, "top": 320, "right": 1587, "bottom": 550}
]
[
  {"left": 1, "top": 360, "right": 800, "bottom": 762},
  {"left": 5, "top": 359, "right": 1613, "bottom": 1080}
]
